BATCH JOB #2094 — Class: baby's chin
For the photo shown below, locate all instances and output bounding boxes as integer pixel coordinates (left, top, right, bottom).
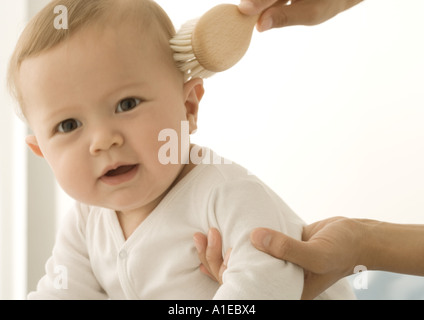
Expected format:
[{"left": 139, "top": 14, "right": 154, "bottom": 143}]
[{"left": 97, "top": 188, "right": 169, "bottom": 215}]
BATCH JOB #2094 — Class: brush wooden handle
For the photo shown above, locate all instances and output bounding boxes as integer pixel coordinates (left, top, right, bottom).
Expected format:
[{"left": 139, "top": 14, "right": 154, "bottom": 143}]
[{"left": 192, "top": 4, "right": 259, "bottom": 73}]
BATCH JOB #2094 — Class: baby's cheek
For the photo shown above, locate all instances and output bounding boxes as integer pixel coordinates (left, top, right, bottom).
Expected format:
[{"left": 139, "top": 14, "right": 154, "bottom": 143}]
[{"left": 52, "top": 159, "right": 92, "bottom": 202}]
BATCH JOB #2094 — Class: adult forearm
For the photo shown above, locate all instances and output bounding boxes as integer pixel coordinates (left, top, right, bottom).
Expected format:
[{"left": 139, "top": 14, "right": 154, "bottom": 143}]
[{"left": 359, "top": 220, "right": 424, "bottom": 276}]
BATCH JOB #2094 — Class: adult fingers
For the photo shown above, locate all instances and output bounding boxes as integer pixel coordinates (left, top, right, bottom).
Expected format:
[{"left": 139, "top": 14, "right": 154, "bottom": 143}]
[
  {"left": 193, "top": 229, "right": 224, "bottom": 284},
  {"left": 205, "top": 228, "right": 224, "bottom": 281},
  {"left": 218, "top": 248, "right": 231, "bottom": 282},
  {"left": 257, "top": 0, "right": 364, "bottom": 31},
  {"left": 257, "top": 0, "right": 324, "bottom": 31},
  {"left": 239, "top": 0, "right": 280, "bottom": 16},
  {"left": 250, "top": 227, "right": 329, "bottom": 272},
  {"left": 193, "top": 232, "right": 209, "bottom": 269}
]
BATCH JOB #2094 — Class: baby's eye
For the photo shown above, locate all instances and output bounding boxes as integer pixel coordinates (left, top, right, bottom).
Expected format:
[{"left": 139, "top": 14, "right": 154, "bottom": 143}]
[
  {"left": 116, "top": 97, "right": 141, "bottom": 113},
  {"left": 57, "top": 119, "right": 82, "bottom": 133}
]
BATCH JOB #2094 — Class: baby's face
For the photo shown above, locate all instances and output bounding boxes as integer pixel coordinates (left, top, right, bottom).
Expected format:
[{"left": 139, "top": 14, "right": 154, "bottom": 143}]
[{"left": 19, "top": 23, "right": 202, "bottom": 214}]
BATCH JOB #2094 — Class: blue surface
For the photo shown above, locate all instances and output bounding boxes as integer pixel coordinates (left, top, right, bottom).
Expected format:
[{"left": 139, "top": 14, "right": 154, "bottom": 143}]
[{"left": 347, "top": 271, "right": 424, "bottom": 300}]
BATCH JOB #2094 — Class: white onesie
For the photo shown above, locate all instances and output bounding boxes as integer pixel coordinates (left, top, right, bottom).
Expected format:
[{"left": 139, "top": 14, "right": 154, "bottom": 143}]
[{"left": 28, "top": 148, "right": 355, "bottom": 300}]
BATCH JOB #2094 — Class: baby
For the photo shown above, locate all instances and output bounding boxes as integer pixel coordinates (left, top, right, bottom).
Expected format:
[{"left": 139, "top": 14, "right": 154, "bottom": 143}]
[{"left": 7, "top": 0, "right": 355, "bottom": 299}]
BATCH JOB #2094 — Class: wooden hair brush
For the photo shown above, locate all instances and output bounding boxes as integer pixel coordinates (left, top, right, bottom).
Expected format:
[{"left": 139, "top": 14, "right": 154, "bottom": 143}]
[{"left": 170, "top": 4, "right": 259, "bottom": 80}]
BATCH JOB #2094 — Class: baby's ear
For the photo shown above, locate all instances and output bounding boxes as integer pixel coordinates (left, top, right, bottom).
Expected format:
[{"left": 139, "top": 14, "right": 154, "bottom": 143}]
[
  {"left": 183, "top": 77, "right": 204, "bottom": 134},
  {"left": 25, "top": 135, "right": 44, "bottom": 158}
]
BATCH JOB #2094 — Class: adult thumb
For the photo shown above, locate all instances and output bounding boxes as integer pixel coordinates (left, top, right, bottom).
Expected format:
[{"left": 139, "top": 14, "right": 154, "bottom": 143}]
[
  {"left": 250, "top": 228, "right": 316, "bottom": 269},
  {"left": 257, "top": 0, "right": 327, "bottom": 31}
]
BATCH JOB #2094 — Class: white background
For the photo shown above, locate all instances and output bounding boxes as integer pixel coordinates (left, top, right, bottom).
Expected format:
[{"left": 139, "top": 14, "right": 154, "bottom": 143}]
[
  {"left": 157, "top": 0, "right": 424, "bottom": 225},
  {"left": 1, "top": 0, "right": 423, "bottom": 299}
]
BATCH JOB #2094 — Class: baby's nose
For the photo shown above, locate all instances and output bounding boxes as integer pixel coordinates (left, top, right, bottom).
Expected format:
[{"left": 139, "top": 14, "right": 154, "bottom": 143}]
[{"left": 89, "top": 127, "right": 124, "bottom": 155}]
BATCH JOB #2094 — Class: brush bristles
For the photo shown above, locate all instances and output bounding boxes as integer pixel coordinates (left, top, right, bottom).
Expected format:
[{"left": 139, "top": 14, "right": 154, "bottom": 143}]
[{"left": 170, "top": 19, "right": 216, "bottom": 81}]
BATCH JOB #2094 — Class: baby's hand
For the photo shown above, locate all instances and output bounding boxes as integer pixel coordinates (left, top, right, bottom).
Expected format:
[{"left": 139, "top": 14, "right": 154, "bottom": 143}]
[
  {"left": 239, "top": 0, "right": 364, "bottom": 32},
  {"left": 193, "top": 228, "right": 231, "bottom": 285}
]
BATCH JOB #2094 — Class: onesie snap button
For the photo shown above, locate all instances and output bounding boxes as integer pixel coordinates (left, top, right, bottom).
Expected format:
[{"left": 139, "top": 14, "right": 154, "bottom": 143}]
[{"left": 119, "top": 250, "right": 127, "bottom": 259}]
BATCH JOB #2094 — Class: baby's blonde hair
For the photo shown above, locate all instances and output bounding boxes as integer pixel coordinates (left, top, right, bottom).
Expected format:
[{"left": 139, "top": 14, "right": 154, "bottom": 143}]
[{"left": 7, "top": 0, "right": 177, "bottom": 123}]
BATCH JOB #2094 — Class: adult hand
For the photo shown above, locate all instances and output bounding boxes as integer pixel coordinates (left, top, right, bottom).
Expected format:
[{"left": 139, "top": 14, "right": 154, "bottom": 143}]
[
  {"left": 250, "top": 217, "right": 364, "bottom": 299},
  {"left": 196, "top": 217, "right": 424, "bottom": 299},
  {"left": 193, "top": 228, "right": 231, "bottom": 285},
  {"left": 194, "top": 217, "right": 365, "bottom": 299},
  {"left": 239, "top": 0, "right": 364, "bottom": 32}
]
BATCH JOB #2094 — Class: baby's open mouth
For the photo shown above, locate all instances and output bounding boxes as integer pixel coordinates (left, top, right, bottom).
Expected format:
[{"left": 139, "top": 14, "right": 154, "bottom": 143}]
[
  {"left": 105, "top": 165, "right": 137, "bottom": 177},
  {"left": 100, "top": 164, "right": 139, "bottom": 186}
]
